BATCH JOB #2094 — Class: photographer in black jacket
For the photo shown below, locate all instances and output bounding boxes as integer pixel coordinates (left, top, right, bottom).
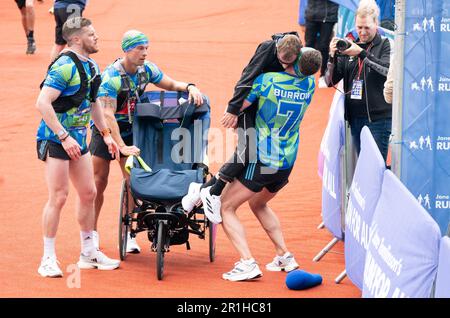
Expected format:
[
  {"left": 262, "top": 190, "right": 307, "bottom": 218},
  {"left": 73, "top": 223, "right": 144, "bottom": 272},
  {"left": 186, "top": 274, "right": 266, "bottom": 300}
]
[{"left": 324, "top": 0, "right": 391, "bottom": 161}]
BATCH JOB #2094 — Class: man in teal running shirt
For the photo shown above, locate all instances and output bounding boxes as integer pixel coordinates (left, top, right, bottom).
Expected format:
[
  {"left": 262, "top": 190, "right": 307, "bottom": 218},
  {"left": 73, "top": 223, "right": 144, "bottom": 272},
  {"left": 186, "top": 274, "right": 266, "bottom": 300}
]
[
  {"left": 35, "top": 17, "right": 121, "bottom": 278},
  {"left": 219, "top": 37, "right": 322, "bottom": 282}
]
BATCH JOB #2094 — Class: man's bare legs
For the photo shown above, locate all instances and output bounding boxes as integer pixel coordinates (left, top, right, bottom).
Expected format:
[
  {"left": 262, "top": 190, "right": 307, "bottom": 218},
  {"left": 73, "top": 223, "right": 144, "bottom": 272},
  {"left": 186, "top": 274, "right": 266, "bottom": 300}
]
[
  {"left": 92, "top": 155, "right": 110, "bottom": 231},
  {"left": 42, "top": 157, "right": 69, "bottom": 239},
  {"left": 219, "top": 180, "right": 265, "bottom": 281},
  {"left": 221, "top": 181, "right": 288, "bottom": 258},
  {"left": 18, "top": 0, "right": 36, "bottom": 54},
  {"left": 248, "top": 188, "right": 288, "bottom": 256},
  {"left": 220, "top": 180, "right": 257, "bottom": 260},
  {"left": 220, "top": 180, "right": 299, "bottom": 280},
  {"left": 92, "top": 155, "right": 140, "bottom": 252},
  {"left": 69, "top": 154, "right": 97, "bottom": 233},
  {"left": 40, "top": 154, "right": 98, "bottom": 276},
  {"left": 39, "top": 154, "right": 120, "bottom": 278}
]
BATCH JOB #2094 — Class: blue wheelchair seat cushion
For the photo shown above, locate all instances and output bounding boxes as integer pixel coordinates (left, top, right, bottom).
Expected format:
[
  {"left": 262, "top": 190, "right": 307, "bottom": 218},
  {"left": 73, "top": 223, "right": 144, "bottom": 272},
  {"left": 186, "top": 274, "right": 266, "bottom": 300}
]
[{"left": 130, "top": 168, "right": 204, "bottom": 201}]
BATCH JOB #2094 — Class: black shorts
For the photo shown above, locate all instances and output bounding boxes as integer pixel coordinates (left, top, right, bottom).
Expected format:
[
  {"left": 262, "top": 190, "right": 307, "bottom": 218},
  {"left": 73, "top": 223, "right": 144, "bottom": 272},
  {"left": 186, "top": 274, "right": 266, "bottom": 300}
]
[
  {"left": 218, "top": 105, "right": 257, "bottom": 182},
  {"left": 238, "top": 161, "right": 293, "bottom": 193},
  {"left": 37, "top": 140, "right": 89, "bottom": 161},
  {"left": 89, "top": 125, "right": 133, "bottom": 160},
  {"left": 54, "top": 6, "right": 84, "bottom": 45},
  {"left": 15, "top": 0, "right": 25, "bottom": 9}
]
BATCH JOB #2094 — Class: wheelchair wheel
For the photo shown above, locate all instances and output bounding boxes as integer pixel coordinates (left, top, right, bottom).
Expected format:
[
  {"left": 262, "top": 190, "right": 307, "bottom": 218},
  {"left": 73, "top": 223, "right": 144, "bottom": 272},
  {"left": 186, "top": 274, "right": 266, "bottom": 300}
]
[
  {"left": 208, "top": 221, "right": 216, "bottom": 262},
  {"left": 156, "top": 220, "right": 166, "bottom": 280},
  {"left": 118, "top": 179, "right": 129, "bottom": 261}
]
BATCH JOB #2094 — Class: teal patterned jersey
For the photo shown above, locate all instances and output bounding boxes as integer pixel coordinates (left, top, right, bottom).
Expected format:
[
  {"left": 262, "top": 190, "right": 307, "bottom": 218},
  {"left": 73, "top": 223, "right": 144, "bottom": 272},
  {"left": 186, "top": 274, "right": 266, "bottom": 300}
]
[
  {"left": 97, "top": 60, "right": 163, "bottom": 124},
  {"left": 36, "top": 54, "right": 100, "bottom": 151},
  {"left": 246, "top": 72, "right": 315, "bottom": 169}
]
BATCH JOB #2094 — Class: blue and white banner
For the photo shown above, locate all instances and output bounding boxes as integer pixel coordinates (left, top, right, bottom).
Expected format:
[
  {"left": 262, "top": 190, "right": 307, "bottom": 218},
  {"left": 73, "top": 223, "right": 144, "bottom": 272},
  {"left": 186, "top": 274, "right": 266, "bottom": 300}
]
[
  {"left": 345, "top": 127, "right": 386, "bottom": 290},
  {"left": 318, "top": 90, "right": 344, "bottom": 178},
  {"left": 321, "top": 91, "right": 345, "bottom": 240},
  {"left": 331, "top": 0, "right": 358, "bottom": 12},
  {"left": 336, "top": 5, "right": 356, "bottom": 38},
  {"left": 400, "top": 0, "right": 450, "bottom": 235},
  {"left": 334, "top": 1, "right": 394, "bottom": 39},
  {"left": 362, "top": 170, "right": 441, "bottom": 298},
  {"left": 434, "top": 236, "right": 450, "bottom": 298}
]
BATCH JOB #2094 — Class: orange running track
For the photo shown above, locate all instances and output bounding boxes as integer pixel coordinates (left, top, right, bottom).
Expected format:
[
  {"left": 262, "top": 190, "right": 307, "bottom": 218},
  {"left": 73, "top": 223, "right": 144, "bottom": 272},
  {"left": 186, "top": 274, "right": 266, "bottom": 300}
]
[{"left": 0, "top": 0, "right": 360, "bottom": 298}]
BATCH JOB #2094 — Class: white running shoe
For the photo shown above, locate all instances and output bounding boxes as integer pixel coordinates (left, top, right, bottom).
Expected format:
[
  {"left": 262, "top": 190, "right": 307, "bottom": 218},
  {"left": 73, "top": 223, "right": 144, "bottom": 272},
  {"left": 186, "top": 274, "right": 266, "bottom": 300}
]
[
  {"left": 182, "top": 182, "right": 202, "bottom": 212},
  {"left": 200, "top": 186, "right": 222, "bottom": 224},
  {"left": 77, "top": 250, "right": 120, "bottom": 270},
  {"left": 222, "top": 259, "right": 263, "bottom": 282},
  {"left": 126, "top": 232, "right": 141, "bottom": 253},
  {"left": 265, "top": 252, "right": 299, "bottom": 272},
  {"left": 93, "top": 231, "right": 100, "bottom": 250},
  {"left": 38, "top": 256, "right": 63, "bottom": 278},
  {"left": 318, "top": 76, "right": 328, "bottom": 88}
]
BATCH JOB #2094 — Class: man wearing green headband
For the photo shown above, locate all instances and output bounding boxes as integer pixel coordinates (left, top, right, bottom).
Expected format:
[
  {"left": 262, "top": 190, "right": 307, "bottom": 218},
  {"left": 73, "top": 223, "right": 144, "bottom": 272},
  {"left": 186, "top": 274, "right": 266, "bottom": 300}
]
[{"left": 89, "top": 30, "right": 204, "bottom": 253}]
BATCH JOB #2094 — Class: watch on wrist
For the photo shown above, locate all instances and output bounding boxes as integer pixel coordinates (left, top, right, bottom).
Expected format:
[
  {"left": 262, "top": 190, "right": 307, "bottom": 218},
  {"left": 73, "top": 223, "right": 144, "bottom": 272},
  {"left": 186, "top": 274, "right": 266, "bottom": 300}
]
[
  {"left": 57, "top": 128, "right": 68, "bottom": 140},
  {"left": 186, "top": 83, "right": 196, "bottom": 92},
  {"left": 100, "top": 128, "right": 111, "bottom": 137}
]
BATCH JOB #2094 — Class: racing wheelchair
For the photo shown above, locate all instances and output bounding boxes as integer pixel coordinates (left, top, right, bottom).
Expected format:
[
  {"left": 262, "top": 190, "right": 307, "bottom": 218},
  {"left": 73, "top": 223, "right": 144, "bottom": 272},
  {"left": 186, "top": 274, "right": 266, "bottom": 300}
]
[{"left": 118, "top": 91, "right": 216, "bottom": 280}]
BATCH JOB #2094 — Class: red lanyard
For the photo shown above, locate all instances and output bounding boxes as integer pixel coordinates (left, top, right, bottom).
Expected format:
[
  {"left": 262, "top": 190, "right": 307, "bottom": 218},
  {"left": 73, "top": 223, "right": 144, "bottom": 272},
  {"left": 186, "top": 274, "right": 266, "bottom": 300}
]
[
  {"left": 357, "top": 58, "right": 364, "bottom": 80},
  {"left": 356, "top": 42, "right": 373, "bottom": 80}
]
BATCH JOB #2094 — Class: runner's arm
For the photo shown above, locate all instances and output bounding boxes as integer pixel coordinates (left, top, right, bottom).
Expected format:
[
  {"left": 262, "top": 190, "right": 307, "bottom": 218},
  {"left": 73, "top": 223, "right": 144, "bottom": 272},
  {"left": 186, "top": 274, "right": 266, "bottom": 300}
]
[
  {"left": 91, "top": 99, "right": 120, "bottom": 160},
  {"left": 36, "top": 86, "right": 82, "bottom": 159},
  {"left": 36, "top": 86, "right": 67, "bottom": 136},
  {"left": 155, "top": 74, "right": 203, "bottom": 106},
  {"left": 100, "top": 96, "right": 140, "bottom": 156}
]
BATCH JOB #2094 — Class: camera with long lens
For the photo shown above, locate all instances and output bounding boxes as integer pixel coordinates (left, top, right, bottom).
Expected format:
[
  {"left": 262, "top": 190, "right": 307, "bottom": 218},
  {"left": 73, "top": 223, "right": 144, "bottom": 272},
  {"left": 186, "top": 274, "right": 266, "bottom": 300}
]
[{"left": 336, "top": 38, "right": 352, "bottom": 52}]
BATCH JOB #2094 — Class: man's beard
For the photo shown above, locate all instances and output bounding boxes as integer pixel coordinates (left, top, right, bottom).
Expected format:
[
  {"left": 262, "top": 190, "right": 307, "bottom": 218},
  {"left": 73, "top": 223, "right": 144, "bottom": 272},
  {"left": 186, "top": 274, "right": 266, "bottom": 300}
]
[{"left": 83, "top": 43, "right": 98, "bottom": 54}]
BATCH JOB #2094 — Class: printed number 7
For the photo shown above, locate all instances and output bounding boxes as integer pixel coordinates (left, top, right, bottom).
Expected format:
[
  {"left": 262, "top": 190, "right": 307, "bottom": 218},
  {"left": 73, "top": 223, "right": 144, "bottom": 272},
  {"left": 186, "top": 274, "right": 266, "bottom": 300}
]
[{"left": 277, "top": 100, "right": 303, "bottom": 137}]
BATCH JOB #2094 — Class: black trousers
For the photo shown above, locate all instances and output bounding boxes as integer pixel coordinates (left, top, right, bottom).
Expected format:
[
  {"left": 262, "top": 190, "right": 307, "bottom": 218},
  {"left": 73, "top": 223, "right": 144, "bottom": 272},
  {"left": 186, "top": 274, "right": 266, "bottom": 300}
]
[
  {"left": 304, "top": 20, "right": 335, "bottom": 77},
  {"left": 218, "top": 105, "right": 257, "bottom": 182}
]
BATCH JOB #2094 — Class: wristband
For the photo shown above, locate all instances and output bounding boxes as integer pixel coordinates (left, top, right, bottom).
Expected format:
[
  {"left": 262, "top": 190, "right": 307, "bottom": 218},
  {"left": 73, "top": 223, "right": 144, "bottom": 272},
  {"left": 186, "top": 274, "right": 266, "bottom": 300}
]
[{"left": 60, "top": 132, "right": 70, "bottom": 142}]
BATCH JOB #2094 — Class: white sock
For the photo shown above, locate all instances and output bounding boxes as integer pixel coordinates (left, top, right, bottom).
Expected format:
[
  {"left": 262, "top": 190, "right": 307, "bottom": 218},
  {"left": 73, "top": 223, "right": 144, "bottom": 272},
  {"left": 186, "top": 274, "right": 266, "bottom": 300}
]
[
  {"left": 93, "top": 230, "right": 99, "bottom": 249},
  {"left": 80, "top": 231, "right": 95, "bottom": 256},
  {"left": 43, "top": 237, "right": 56, "bottom": 259},
  {"left": 241, "top": 258, "right": 255, "bottom": 265}
]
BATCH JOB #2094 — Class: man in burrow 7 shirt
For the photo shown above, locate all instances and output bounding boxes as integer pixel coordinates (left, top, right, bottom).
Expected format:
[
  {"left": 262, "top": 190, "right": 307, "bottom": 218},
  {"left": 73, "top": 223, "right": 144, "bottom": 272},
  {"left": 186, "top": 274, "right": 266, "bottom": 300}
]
[
  {"left": 182, "top": 33, "right": 307, "bottom": 218},
  {"left": 219, "top": 44, "right": 321, "bottom": 282}
]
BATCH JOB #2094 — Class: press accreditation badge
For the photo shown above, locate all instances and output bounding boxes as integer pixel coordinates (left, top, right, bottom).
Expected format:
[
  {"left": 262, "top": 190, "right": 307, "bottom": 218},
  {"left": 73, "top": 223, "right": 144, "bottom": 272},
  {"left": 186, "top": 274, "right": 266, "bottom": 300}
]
[{"left": 351, "top": 80, "right": 363, "bottom": 100}]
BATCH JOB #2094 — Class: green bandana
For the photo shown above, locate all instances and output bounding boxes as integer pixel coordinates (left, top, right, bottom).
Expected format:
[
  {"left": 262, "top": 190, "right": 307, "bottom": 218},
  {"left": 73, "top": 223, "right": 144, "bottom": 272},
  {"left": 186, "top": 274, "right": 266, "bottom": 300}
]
[{"left": 122, "top": 30, "right": 149, "bottom": 52}]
